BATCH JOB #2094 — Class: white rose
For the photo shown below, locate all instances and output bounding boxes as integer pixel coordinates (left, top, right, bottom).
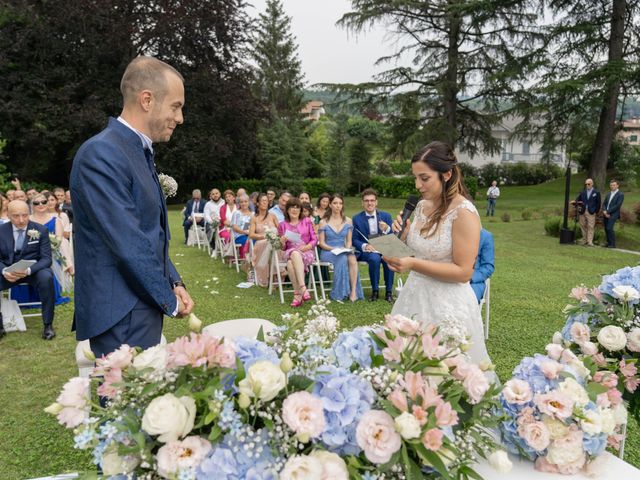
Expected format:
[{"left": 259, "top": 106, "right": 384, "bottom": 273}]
[
  {"left": 488, "top": 450, "right": 513, "bottom": 474},
  {"left": 280, "top": 455, "right": 323, "bottom": 480},
  {"left": 238, "top": 360, "right": 286, "bottom": 402},
  {"left": 543, "top": 416, "right": 570, "bottom": 440},
  {"left": 552, "top": 331, "right": 564, "bottom": 344},
  {"left": 612, "top": 286, "right": 640, "bottom": 302},
  {"left": 558, "top": 377, "right": 589, "bottom": 407},
  {"left": 133, "top": 344, "right": 167, "bottom": 372},
  {"left": 310, "top": 450, "right": 349, "bottom": 480},
  {"left": 612, "top": 403, "right": 628, "bottom": 426},
  {"left": 627, "top": 328, "right": 640, "bottom": 353},
  {"left": 580, "top": 409, "right": 603, "bottom": 436},
  {"left": 599, "top": 407, "right": 616, "bottom": 435},
  {"left": 597, "top": 326, "right": 628, "bottom": 352},
  {"left": 141, "top": 394, "right": 196, "bottom": 442},
  {"left": 101, "top": 444, "right": 140, "bottom": 475},
  {"left": 547, "top": 438, "right": 584, "bottom": 467},
  {"left": 394, "top": 412, "right": 421, "bottom": 440}
]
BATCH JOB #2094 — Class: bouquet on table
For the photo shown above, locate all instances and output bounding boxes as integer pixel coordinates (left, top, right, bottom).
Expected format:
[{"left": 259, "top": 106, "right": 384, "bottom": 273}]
[
  {"left": 47, "top": 302, "right": 503, "bottom": 479},
  {"left": 561, "top": 265, "right": 640, "bottom": 418}
]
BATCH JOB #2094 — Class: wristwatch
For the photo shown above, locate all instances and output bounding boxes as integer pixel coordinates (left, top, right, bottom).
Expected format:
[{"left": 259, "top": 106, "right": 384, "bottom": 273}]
[{"left": 172, "top": 281, "right": 186, "bottom": 290}]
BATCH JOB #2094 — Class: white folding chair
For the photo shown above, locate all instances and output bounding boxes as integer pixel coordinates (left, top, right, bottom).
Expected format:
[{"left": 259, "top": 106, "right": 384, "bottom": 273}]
[
  {"left": 268, "top": 249, "right": 318, "bottom": 304},
  {"left": 479, "top": 278, "right": 491, "bottom": 339},
  {"left": 312, "top": 247, "right": 333, "bottom": 300},
  {"left": 189, "top": 214, "right": 208, "bottom": 251},
  {"left": 203, "top": 318, "right": 277, "bottom": 340},
  {"left": 9, "top": 284, "right": 43, "bottom": 319},
  {"left": 214, "top": 227, "right": 228, "bottom": 263}
]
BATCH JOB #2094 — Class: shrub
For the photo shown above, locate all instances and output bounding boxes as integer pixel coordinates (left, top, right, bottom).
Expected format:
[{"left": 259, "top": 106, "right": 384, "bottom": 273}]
[
  {"left": 388, "top": 160, "right": 412, "bottom": 176},
  {"left": 302, "top": 178, "right": 330, "bottom": 197},
  {"left": 620, "top": 208, "right": 636, "bottom": 225},
  {"left": 477, "top": 162, "right": 563, "bottom": 187},
  {"left": 544, "top": 217, "right": 562, "bottom": 237},
  {"left": 459, "top": 162, "right": 479, "bottom": 180},
  {"left": 463, "top": 176, "right": 479, "bottom": 200},
  {"left": 521, "top": 209, "right": 533, "bottom": 221},
  {"left": 501, "top": 212, "right": 512, "bottom": 222},
  {"left": 369, "top": 176, "right": 416, "bottom": 198},
  {"left": 634, "top": 202, "right": 640, "bottom": 225}
]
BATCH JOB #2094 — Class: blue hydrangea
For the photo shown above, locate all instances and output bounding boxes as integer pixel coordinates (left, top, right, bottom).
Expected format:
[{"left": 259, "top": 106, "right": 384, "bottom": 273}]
[
  {"left": 562, "top": 312, "right": 592, "bottom": 341},
  {"left": 218, "top": 400, "right": 242, "bottom": 434},
  {"left": 583, "top": 432, "right": 608, "bottom": 456},
  {"left": 233, "top": 337, "right": 280, "bottom": 370},
  {"left": 312, "top": 365, "right": 376, "bottom": 455},
  {"left": 599, "top": 266, "right": 640, "bottom": 304},
  {"left": 512, "top": 354, "right": 557, "bottom": 394},
  {"left": 332, "top": 327, "right": 379, "bottom": 369}
]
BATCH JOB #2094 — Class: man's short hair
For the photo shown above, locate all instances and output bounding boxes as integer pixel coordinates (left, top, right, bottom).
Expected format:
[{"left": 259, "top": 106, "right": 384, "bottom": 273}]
[
  {"left": 120, "top": 56, "right": 184, "bottom": 105},
  {"left": 361, "top": 188, "right": 378, "bottom": 199},
  {"left": 192, "top": 189, "right": 201, "bottom": 197},
  {"left": 609, "top": 179, "right": 619, "bottom": 184},
  {"left": 53, "top": 187, "right": 65, "bottom": 194},
  {"left": 279, "top": 191, "right": 291, "bottom": 199}
]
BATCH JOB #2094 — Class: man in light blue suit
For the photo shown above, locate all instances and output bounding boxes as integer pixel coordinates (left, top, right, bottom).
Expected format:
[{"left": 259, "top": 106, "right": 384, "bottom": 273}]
[
  {"left": 352, "top": 189, "right": 395, "bottom": 303},
  {"left": 471, "top": 228, "right": 495, "bottom": 303},
  {"left": 70, "top": 56, "right": 194, "bottom": 359}
]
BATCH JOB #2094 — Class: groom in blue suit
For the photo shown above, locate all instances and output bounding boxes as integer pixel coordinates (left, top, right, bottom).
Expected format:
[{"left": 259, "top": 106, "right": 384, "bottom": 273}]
[
  {"left": 0, "top": 200, "right": 56, "bottom": 339},
  {"left": 353, "top": 189, "right": 395, "bottom": 303},
  {"left": 71, "top": 56, "right": 194, "bottom": 359}
]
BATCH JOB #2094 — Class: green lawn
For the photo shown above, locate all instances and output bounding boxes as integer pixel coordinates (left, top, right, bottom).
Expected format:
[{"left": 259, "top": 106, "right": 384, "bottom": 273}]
[{"left": 1, "top": 177, "right": 639, "bottom": 478}]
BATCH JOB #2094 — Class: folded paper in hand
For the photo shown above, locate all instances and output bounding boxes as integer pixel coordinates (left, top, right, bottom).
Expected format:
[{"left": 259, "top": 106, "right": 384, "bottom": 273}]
[
  {"left": 284, "top": 230, "right": 301, "bottom": 243},
  {"left": 5, "top": 259, "right": 36, "bottom": 273},
  {"left": 368, "top": 235, "right": 415, "bottom": 258},
  {"left": 330, "top": 247, "right": 354, "bottom": 256}
]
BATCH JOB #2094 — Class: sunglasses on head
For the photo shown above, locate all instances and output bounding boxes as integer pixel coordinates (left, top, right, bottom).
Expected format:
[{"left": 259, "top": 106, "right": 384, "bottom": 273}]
[{"left": 32, "top": 200, "right": 47, "bottom": 206}]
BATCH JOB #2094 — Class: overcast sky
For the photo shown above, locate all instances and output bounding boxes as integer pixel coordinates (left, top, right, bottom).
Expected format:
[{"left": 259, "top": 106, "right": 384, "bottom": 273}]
[{"left": 248, "top": 0, "right": 395, "bottom": 86}]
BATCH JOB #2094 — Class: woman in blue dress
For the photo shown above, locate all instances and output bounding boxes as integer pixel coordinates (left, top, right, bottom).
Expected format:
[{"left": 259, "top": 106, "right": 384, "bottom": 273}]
[{"left": 318, "top": 194, "right": 364, "bottom": 302}]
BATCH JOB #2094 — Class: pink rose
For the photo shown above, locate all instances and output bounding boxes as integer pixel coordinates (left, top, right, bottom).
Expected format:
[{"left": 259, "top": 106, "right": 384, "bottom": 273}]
[
  {"left": 502, "top": 379, "right": 533, "bottom": 404},
  {"left": 156, "top": 436, "right": 212, "bottom": 479},
  {"left": 520, "top": 421, "right": 551, "bottom": 451},
  {"left": 594, "top": 371, "right": 618, "bottom": 389},
  {"left": 422, "top": 428, "right": 444, "bottom": 451},
  {"left": 355, "top": 410, "right": 402, "bottom": 464},
  {"left": 452, "top": 362, "right": 473, "bottom": 381},
  {"left": 434, "top": 402, "right": 458, "bottom": 427},
  {"left": 389, "top": 389, "right": 408, "bottom": 412},
  {"left": 442, "top": 354, "right": 465, "bottom": 369},
  {"left": 463, "top": 367, "right": 490, "bottom": 404},
  {"left": 516, "top": 407, "right": 536, "bottom": 428},
  {"left": 539, "top": 360, "right": 564, "bottom": 380},
  {"left": 545, "top": 344, "right": 563, "bottom": 361},
  {"left": 55, "top": 377, "right": 90, "bottom": 428},
  {"left": 384, "top": 314, "right": 419, "bottom": 336},
  {"left": 534, "top": 392, "right": 574, "bottom": 419},
  {"left": 569, "top": 286, "right": 589, "bottom": 301},
  {"left": 282, "top": 392, "right": 325, "bottom": 441},
  {"left": 570, "top": 323, "right": 591, "bottom": 345}
]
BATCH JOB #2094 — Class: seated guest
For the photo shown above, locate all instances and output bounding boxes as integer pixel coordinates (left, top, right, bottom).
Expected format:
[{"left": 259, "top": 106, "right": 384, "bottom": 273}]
[
  {"left": 53, "top": 187, "right": 66, "bottom": 208},
  {"left": 182, "top": 189, "right": 205, "bottom": 244},
  {"left": 61, "top": 190, "right": 73, "bottom": 224},
  {"left": 0, "top": 200, "right": 56, "bottom": 340},
  {"left": 45, "top": 193, "right": 74, "bottom": 291},
  {"left": 278, "top": 198, "right": 318, "bottom": 307},
  {"left": 218, "top": 189, "right": 237, "bottom": 246},
  {"left": 266, "top": 188, "right": 277, "bottom": 209},
  {"left": 249, "top": 193, "right": 281, "bottom": 287},
  {"left": 269, "top": 191, "right": 291, "bottom": 223},
  {"left": 470, "top": 228, "right": 495, "bottom": 303},
  {"left": 236, "top": 188, "right": 247, "bottom": 207},
  {"left": 13, "top": 190, "right": 27, "bottom": 202},
  {"left": 6, "top": 190, "right": 15, "bottom": 201},
  {"left": 318, "top": 194, "right": 364, "bottom": 303},
  {"left": 299, "top": 191, "right": 311, "bottom": 205},
  {"left": 203, "top": 188, "right": 225, "bottom": 247},
  {"left": 301, "top": 202, "right": 314, "bottom": 220},
  {"left": 352, "top": 188, "right": 395, "bottom": 303},
  {"left": 231, "top": 194, "right": 253, "bottom": 260},
  {"left": 0, "top": 195, "right": 9, "bottom": 224},
  {"left": 249, "top": 191, "right": 259, "bottom": 213},
  {"left": 313, "top": 193, "right": 330, "bottom": 226}
]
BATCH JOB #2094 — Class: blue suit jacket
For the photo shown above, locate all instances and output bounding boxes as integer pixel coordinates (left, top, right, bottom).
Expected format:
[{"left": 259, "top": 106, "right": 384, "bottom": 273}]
[
  {"left": 183, "top": 199, "right": 205, "bottom": 224},
  {"left": 574, "top": 188, "right": 601, "bottom": 215},
  {"left": 603, "top": 191, "right": 624, "bottom": 220},
  {"left": 0, "top": 221, "right": 52, "bottom": 274},
  {"left": 70, "top": 118, "right": 181, "bottom": 340},
  {"left": 471, "top": 229, "right": 495, "bottom": 302},
  {"left": 352, "top": 210, "right": 394, "bottom": 254}
]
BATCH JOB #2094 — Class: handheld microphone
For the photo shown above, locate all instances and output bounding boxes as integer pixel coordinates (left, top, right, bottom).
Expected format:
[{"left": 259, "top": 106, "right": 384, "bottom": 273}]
[{"left": 397, "top": 195, "right": 420, "bottom": 238}]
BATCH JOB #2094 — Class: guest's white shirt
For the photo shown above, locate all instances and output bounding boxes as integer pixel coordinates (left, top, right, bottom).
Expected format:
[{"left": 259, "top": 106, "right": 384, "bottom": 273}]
[
  {"left": 606, "top": 189, "right": 619, "bottom": 210},
  {"left": 487, "top": 186, "right": 500, "bottom": 198},
  {"left": 117, "top": 117, "right": 153, "bottom": 152},
  {"left": 269, "top": 205, "right": 285, "bottom": 223},
  {"left": 204, "top": 199, "right": 225, "bottom": 223}
]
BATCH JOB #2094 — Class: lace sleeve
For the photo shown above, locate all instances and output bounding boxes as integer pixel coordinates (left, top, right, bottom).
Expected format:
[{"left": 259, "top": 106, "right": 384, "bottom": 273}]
[{"left": 449, "top": 200, "right": 479, "bottom": 222}]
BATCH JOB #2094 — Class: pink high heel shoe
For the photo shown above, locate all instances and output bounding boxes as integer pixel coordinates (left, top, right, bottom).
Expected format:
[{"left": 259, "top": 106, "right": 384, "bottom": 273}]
[
  {"left": 301, "top": 289, "right": 311, "bottom": 302},
  {"left": 290, "top": 293, "right": 303, "bottom": 308}
]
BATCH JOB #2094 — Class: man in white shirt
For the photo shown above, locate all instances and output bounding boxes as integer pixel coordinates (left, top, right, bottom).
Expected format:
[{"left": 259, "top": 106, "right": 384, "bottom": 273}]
[
  {"left": 203, "top": 188, "right": 224, "bottom": 247},
  {"left": 486, "top": 180, "right": 500, "bottom": 216}
]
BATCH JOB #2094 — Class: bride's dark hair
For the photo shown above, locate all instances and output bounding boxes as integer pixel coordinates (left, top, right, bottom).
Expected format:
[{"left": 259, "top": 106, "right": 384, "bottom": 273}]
[{"left": 411, "top": 141, "right": 469, "bottom": 237}]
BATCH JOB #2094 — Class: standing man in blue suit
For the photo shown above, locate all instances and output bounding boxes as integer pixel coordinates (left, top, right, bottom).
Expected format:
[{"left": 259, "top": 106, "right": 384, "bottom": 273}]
[
  {"left": 183, "top": 189, "right": 205, "bottom": 244},
  {"left": 571, "top": 178, "right": 601, "bottom": 247},
  {"left": 71, "top": 56, "right": 194, "bottom": 359},
  {"left": 602, "top": 179, "right": 624, "bottom": 248},
  {"left": 0, "top": 200, "right": 56, "bottom": 340},
  {"left": 471, "top": 228, "right": 495, "bottom": 303},
  {"left": 352, "top": 189, "right": 395, "bottom": 303}
]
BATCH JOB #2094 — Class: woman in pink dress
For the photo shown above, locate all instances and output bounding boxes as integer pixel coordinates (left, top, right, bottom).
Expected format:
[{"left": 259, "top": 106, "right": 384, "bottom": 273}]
[
  {"left": 249, "top": 193, "right": 281, "bottom": 287},
  {"left": 218, "top": 189, "right": 237, "bottom": 246},
  {"left": 278, "top": 197, "right": 318, "bottom": 307}
]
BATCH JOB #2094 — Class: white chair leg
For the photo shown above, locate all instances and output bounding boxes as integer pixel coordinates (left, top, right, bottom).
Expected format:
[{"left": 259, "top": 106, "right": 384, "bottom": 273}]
[
  {"left": 275, "top": 255, "right": 285, "bottom": 304},
  {"left": 619, "top": 423, "right": 627, "bottom": 459},
  {"left": 484, "top": 280, "right": 491, "bottom": 340}
]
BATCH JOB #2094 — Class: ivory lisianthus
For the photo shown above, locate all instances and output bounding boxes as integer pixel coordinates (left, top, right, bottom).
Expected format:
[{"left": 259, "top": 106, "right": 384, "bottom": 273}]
[
  {"left": 488, "top": 450, "right": 513, "bottom": 473},
  {"left": 141, "top": 394, "right": 196, "bottom": 442},
  {"left": 558, "top": 377, "right": 589, "bottom": 407},
  {"left": 309, "top": 450, "right": 348, "bottom": 480},
  {"left": 597, "top": 326, "right": 627, "bottom": 352},
  {"left": 280, "top": 455, "right": 323, "bottom": 480},
  {"left": 156, "top": 436, "right": 212, "bottom": 479},
  {"left": 534, "top": 391, "right": 574, "bottom": 419},
  {"left": 394, "top": 412, "right": 421, "bottom": 440},
  {"left": 282, "top": 391, "right": 325, "bottom": 442},
  {"left": 238, "top": 360, "right": 286, "bottom": 402},
  {"left": 132, "top": 344, "right": 167, "bottom": 372},
  {"left": 356, "top": 410, "right": 402, "bottom": 464}
]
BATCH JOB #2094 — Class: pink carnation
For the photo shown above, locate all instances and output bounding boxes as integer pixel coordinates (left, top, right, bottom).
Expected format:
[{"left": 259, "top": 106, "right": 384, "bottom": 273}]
[
  {"left": 463, "top": 367, "right": 490, "bottom": 404},
  {"left": 156, "top": 436, "right": 212, "bottom": 478},
  {"left": 355, "top": 410, "right": 402, "bottom": 464},
  {"left": 607, "top": 388, "right": 623, "bottom": 406},
  {"left": 534, "top": 391, "right": 574, "bottom": 419},
  {"left": 55, "top": 377, "right": 90, "bottom": 428},
  {"left": 95, "top": 344, "right": 135, "bottom": 373},
  {"left": 282, "top": 391, "right": 325, "bottom": 440},
  {"left": 167, "top": 333, "right": 235, "bottom": 369},
  {"left": 590, "top": 288, "right": 603, "bottom": 301},
  {"left": 422, "top": 428, "right": 444, "bottom": 451},
  {"left": 625, "top": 376, "right": 640, "bottom": 393}
]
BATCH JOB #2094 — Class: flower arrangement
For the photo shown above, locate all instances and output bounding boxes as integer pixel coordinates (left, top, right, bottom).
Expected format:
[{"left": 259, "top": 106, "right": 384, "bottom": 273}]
[
  {"left": 48, "top": 233, "right": 66, "bottom": 268},
  {"left": 499, "top": 338, "right": 628, "bottom": 475},
  {"left": 265, "top": 228, "right": 282, "bottom": 250},
  {"left": 158, "top": 173, "right": 178, "bottom": 198},
  {"left": 47, "top": 302, "right": 503, "bottom": 479},
  {"left": 209, "top": 218, "right": 220, "bottom": 231},
  {"left": 561, "top": 265, "right": 640, "bottom": 418}
]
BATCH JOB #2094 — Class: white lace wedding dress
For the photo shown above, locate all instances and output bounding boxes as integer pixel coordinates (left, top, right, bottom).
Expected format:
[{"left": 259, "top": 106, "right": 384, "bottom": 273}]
[{"left": 391, "top": 199, "right": 491, "bottom": 366}]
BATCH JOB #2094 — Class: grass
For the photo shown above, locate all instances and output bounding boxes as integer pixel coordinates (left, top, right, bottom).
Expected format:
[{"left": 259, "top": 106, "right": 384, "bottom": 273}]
[{"left": 1, "top": 176, "right": 639, "bottom": 478}]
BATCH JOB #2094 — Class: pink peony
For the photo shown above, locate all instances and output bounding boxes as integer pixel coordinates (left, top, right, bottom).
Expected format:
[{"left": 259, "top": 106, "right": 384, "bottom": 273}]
[
  {"left": 282, "top": 392, "right": 325, "bottom": 441},
  {"left": 607, "top": 388, "right": 623, "bottom": 406},
  {"left": 535, "top": 456, "right": 560, "bottom": 473},
  {"left": 463, "top": 367, "right": 490, "bottom": 404},
  {"left": 156, "top": 436, "right": 212, "bottom": 479},
  {"left": 594, "top": 371, "right": 618, "bottom": 389},
  {"left": 389, "top": 389, "right": 408, "bottom": 412},
  {"left": 570, "top": 323, "right": 591, "bottom": 345},
  {"left": 520, "top": 421, "right": 551, "bottom": 451},
  {"left": 539, "top": 360, "right": 564, "bottom": 380},
  {"left": 545, "top": 343, "right": 563, "bottom": 361},
  {"left": 355, "top": 410, "right": 402, "bottom": 464},
  {"left": 502, "top": 379, "right": 533, "bottom": 404},
  {"left": 422, "top": 428, "right": 444, "bottom": 451},
  {"left": 384, "top": 314, "right": 420, "bottom": 336},
  {"left": 534, "top": 391, "right": 574, "bottom": 419},
  {"left": 569, "top": 286, "right": 589, "bottom": 301},
  {"left": 55, "top": 377, "right": 90, "bottom": 428},
  {"left": 434, "top": 402, "right": 458, "bottom": 427},
  {"left": 97, "top": 367, "right": 123, "bottom": 399}
]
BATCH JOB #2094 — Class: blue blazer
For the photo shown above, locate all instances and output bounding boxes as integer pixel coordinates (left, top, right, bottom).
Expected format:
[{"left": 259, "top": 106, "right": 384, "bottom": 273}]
[
  {"left": 183, "top": 199, "right": 205, "bottom": 224},
  {"left": 603, "top": 191, "right": 624, "bottom": 220},
  {"left": 70, "top": 118, "right": 181, "bottom": 340},
  {"left": 574, "top": 188, "right": 601, "bottom": 215},
  {"left": 0, "top": 221, "right": 52, "bottom": 274},
  {"left": 352, "top": 210, "right": 394, "bottom": 254},
  {"left": 471, "top": 229, "right": 495, "bottom": 302}
]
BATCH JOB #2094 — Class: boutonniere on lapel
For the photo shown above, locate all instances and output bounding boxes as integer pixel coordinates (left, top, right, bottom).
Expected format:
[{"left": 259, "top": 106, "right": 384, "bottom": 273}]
[
  {"left": 158, "top": 173, "right": 178, "bottom": 198},
  {"left": 27, "top": 229, "right": 40, "bottom": 240}
]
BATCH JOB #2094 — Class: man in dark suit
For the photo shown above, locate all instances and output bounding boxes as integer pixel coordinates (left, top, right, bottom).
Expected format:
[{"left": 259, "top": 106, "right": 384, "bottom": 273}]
[
  {"left": 470, "top": 228, "right": 495, "bottom": 303},
  {"left": 352, "top": 188, "right": 395, "bottom": 303},
  {"left": 571, "top": 178, "right": 601, "bottom": 247},
  {"left": 183, "top": 189, "right": 205, "bottom": 244},
  {"left": 70, "top": 56, "right": 194, "bottom": 359},
  {"left": 602, "top": 179, "right": 624, "bottom": 248},
  {"left": 0, "top": 200, "right": 56, "bottom": 339}
]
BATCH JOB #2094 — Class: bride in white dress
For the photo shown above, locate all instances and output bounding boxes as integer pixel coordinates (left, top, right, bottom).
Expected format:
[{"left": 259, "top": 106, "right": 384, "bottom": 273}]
[{"left": 385, "top": 141, "right": 491, "bottom": 366}]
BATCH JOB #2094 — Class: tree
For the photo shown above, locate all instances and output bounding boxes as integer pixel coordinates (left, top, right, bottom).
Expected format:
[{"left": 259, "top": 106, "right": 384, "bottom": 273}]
[
  {"left": 326, "top": 114, "right": 350, "bottom": 194},
  {"left": 346, "top": 116, "right": 384, "bottom": 192}
]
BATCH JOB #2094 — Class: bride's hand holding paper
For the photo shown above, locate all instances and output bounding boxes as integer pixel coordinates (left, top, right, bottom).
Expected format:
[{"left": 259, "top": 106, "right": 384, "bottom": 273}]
[{"left": 383, "top": 255, "right": 415, "bottom": 273}]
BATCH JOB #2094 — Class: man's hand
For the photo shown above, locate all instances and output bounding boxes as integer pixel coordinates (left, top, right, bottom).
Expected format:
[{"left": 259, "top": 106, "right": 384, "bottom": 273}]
[
  {"left": 10, "top": 178, "right": 21, "bottom": 190},
  {"left": 3, "top": 270, "right": 28, "bottom": 283},
  {"left": 378, "top": 221, "right": 389, "bottom": 233},
  {"left": 364, "top": 244, "right": 376, "bottom": 253},
  {"left": 174, "top": 286, "right": 194, "bottom": 317}
]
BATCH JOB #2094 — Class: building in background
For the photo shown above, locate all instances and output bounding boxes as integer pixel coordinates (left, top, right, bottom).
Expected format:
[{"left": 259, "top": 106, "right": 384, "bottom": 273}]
[{"left": 301, "top": 100, "right": 325, "bottom": 121}]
